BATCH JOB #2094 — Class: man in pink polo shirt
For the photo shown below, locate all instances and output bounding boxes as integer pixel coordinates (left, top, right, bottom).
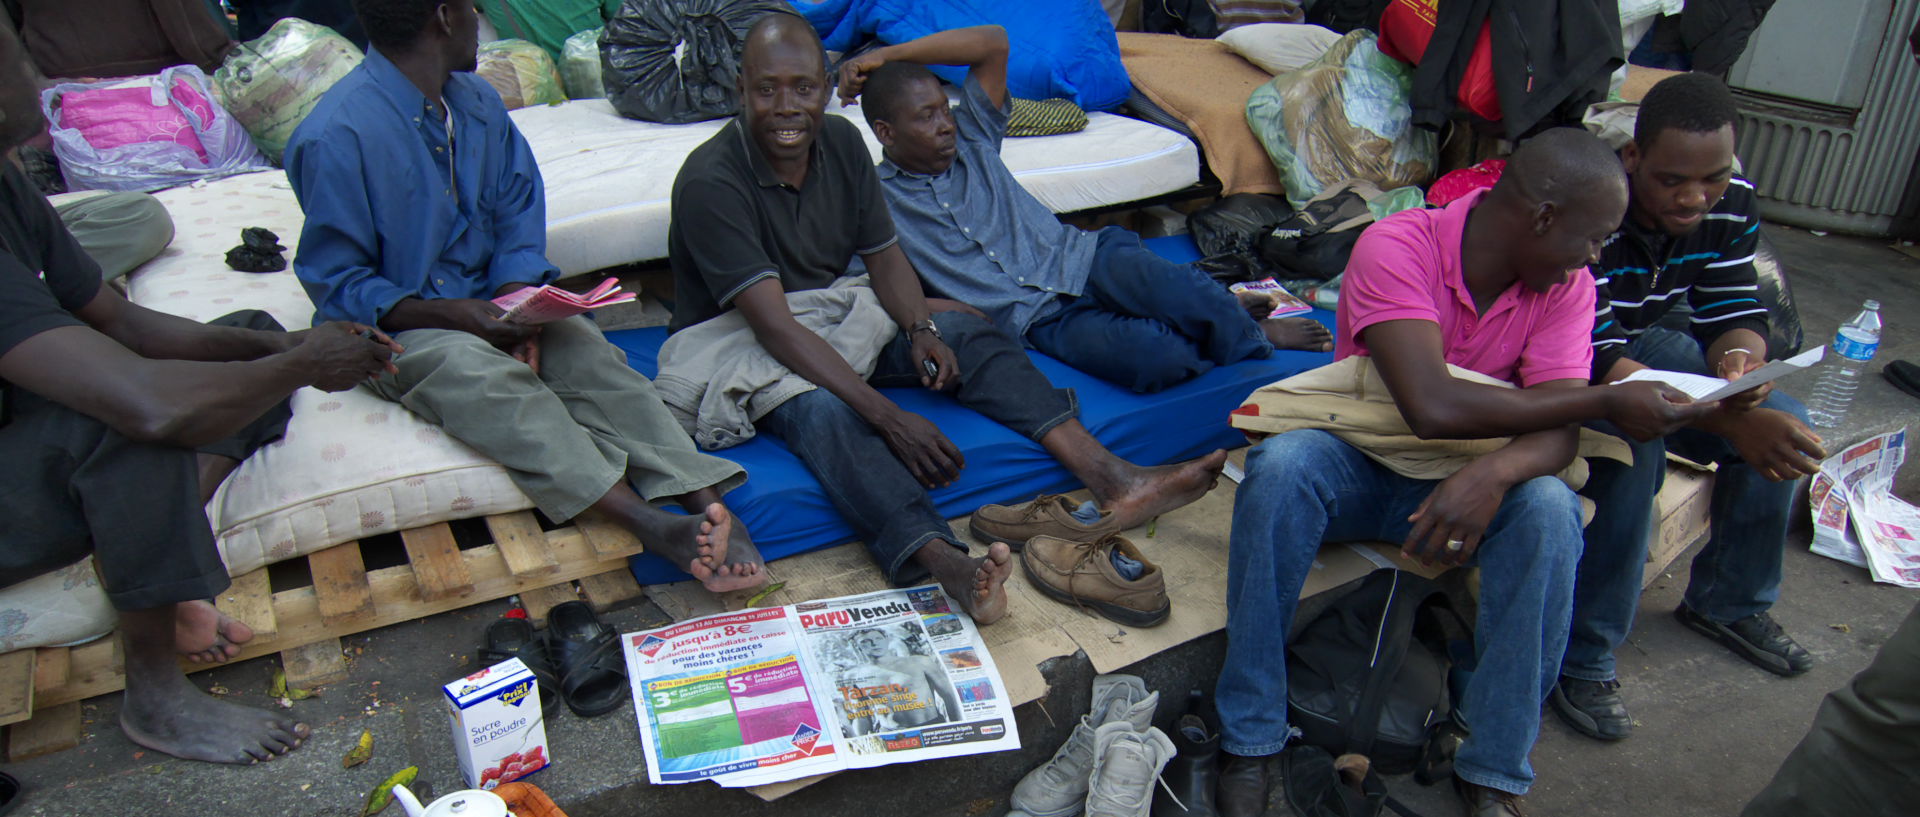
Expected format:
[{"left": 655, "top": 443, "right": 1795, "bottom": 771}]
[{"left": 1214, "top": 130, "right": 1715, "bottom": 817}]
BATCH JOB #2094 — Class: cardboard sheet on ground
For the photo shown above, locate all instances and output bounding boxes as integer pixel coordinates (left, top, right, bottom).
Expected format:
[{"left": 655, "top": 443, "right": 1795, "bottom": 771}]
[
  {"left": 1614, "top": 346, "right": 1822, "bottom": 403},
  {"left": 645, "top": 478, "right": 1436, "bottom": 800}
]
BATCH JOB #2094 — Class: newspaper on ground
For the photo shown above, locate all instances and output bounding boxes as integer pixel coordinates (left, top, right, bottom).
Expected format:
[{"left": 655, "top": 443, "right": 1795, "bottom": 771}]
[
  {"left": 1808, "top": 429, "right": 1920, "bottom": 587},
  {"left": 1614, "top": 346, "right": 1823, "bottom": 403},
  {"left": 622, "top": 585, "right": 1020, "bottom": 787}
]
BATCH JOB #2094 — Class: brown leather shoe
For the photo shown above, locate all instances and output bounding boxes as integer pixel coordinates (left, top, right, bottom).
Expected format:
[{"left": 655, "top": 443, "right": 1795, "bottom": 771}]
[
  {"left": 1454, "top": 776, "right": 1529, "bottom": 817},
  {"left": 1021, "top": 534, "right": 1170, "bottom": 627},
  {"left": 970, "top": 494, "right": 1120, "bottom": 551},
  {"left": 1216, "top": 753, "right": 1269, "bottom": 817}
]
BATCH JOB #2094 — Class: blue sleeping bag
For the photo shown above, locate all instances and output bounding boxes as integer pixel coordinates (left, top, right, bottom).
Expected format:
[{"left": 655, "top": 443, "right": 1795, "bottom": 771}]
[
  {"left": 611, "top": 236, "right": 1334, "bottom": 585},
  {"left": 791, "top": 0, "right": 1131, "bottom": 112}
]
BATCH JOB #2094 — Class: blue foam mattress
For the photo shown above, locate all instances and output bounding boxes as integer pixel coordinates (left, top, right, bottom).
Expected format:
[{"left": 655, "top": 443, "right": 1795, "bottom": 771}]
[{"left": 610, "top": 235, "right": 1334, "bottom": 584}]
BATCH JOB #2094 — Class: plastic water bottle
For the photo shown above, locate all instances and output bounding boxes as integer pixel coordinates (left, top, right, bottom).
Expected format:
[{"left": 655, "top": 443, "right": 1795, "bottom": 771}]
[{"left": 1807, "top": 299, "right": 1882, "bottom": 428}]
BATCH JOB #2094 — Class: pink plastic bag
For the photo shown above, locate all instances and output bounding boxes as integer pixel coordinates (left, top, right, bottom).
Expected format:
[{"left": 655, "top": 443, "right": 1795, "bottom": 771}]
[
  {"left": 1425, "top": 159, "right": 1506, "bottom": 207},
  {"left": 57, "top": 77, "right": 216, "bottom": 164}
]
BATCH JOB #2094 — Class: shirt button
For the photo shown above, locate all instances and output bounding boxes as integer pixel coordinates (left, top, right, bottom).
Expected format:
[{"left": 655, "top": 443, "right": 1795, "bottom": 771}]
[
  {"left": 941, "top": 202, "right": 950, "bottom": 208},
  {"left": 434, "top": 146, "right": 443, "bottom": 153},
  {"left": 962, "top": 227, "right": 970, "bottom": 234},
  {"left": 435, "top": 278, "right": 445, "bottom": 286},
  {"left": 988, "top": 251, "right": 996, "bottom": 258}
]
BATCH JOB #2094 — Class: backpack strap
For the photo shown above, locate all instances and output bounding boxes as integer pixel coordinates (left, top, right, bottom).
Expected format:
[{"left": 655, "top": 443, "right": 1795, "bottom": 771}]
[{"left": 1341, "top": 570, "right": 1425, "bottom": 756}]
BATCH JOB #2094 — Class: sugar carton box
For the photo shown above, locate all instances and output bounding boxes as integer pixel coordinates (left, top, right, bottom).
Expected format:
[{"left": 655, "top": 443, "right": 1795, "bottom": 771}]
[{"left": 444, "top": 657, "right": 549, "bottom": 789}]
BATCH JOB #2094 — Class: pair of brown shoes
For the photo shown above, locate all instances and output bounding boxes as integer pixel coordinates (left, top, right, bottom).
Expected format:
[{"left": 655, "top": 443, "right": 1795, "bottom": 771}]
[{"left": 970, "top": 495, "right": 1170, "bottom": 627}]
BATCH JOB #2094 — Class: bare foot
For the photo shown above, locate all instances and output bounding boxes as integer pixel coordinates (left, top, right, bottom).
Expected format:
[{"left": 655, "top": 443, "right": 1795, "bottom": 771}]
[
  {"left": 693, "top": 509, "right": 768, "bottom": 593},
  {"left": 175, "top": 600, "right": 254, "bottom": 665},
  {"left": 671, "top": 503, "right": 757, "bottom": 593},
  {"left": 921, "top": 541, "right": 1012, "bottom": 625},
  {"left": 121, "top": 672, "right": 310, "bottom": 764},
  {"left": 1097, "top": 449, "right": 1227, "bottom": 529},
  {"left": 1262, "top": 316, "right": 1333, "bottom": 352}
]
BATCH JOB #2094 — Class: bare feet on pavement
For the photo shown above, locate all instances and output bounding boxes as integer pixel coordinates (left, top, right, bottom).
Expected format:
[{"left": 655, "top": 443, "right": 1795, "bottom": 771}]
[
  {"left": 175, "top": 600, "right": 254, "bottom": 664},
  {"left": 1098, "top": 449, "right": 1227, "bottom": 529},
  {"left": 121, "top": 671, "right": 310, "bottom": 764},
  {"left": 922, "top": 541, "right": 1012, "bottom": 625},
  {"left": 1262, "top": 316, "right": 1333, "bottom": 352}
]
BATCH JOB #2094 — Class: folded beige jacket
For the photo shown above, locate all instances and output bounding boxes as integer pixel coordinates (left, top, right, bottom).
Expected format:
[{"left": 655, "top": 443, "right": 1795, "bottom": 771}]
[{"left": 1228, "top": 357, "right": 1632, "bottom": 490}]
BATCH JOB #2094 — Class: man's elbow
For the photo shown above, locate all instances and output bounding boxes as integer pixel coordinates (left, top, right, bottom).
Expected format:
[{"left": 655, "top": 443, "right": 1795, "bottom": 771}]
[
  {"left": 1401, "top": 404, "right": 1470, "bottom": 440},
  {"left": 123, "top": 404, "right": 208, "bottom": 448}
]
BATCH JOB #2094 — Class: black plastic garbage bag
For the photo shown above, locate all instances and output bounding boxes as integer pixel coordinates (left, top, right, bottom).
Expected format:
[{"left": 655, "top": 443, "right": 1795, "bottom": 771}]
[
  {"left": 601, "top": 0, "right": 795, "bottom": 124},
  {"left": 1187, "top": 193, "right": 1295, "bottom": 259},
  {"left": 225, "top": 227, "right": 288, "bottom": 273}
]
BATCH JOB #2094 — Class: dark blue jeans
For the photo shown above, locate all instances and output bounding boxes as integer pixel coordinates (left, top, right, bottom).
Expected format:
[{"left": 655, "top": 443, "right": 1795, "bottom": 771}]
[
  {"left": 1026, "top": 227, "right": 1273, "bottom": 393},
  {"left": 1219, "top": 430, "right": 1581, "bottom": 795},
  {"left": 757, "top": 311, "right": 1077, "bottom": 585},
  {"left": 1566, "top": 327, "right": 1811, "bottom": 682}
]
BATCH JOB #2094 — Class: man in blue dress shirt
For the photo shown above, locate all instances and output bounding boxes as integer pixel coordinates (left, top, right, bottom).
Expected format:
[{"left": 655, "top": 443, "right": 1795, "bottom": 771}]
[
  {"left": 840, "top": 25, "right": 1332, "bottom": 394},
  {"left": 286, "top": 0, "right": 762, "bottom": 592}
]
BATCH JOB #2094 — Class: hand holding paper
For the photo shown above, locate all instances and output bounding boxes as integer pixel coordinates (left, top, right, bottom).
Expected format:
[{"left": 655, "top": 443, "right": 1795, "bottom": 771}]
[{"left": 1613, "top": 346, "right": 1824, "bottom": 404}]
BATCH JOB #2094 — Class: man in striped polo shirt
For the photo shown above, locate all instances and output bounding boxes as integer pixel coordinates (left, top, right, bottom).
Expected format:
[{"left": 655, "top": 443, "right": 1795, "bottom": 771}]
[{"left": 1552, "top": 73, "right": 1828, "bottom": 743}]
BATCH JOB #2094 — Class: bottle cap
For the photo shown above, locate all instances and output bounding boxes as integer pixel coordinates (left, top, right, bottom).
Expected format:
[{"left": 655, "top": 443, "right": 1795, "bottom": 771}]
[{"left": 1864, "top": 299, "right": 1881, "bottom": 310}]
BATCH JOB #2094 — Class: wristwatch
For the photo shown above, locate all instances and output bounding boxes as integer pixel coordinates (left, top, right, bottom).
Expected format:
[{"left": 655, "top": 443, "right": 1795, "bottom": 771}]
[{"left": 910, "top": 318, "right": 942, "bottom": 341}]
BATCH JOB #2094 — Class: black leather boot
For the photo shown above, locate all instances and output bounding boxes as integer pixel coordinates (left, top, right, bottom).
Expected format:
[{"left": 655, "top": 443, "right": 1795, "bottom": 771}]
[{"left": 1151, "top": 714, "right": 1220, "bottom": 817}]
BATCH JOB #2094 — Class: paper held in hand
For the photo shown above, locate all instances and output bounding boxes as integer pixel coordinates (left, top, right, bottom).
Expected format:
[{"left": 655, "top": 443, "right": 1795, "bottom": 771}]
[
  {"left": 622, "top": 585, "right": 1019, "bottom": 788},
  {"left": 1612, "top": 346, "right": 1824, "bottom": 402},
  {"left": 491, "top": 277, "right": 637, "bottom": 324}
]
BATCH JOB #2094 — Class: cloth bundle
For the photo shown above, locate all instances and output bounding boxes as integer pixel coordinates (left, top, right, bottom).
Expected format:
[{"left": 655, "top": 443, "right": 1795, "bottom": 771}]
[
  {"left": 214, "top": 17, "right": 366, "bottom": 163},
  {"left": 43, "top": 66, "right": 272, "bottom": 192},
  {"left": 476, "top": 39, "right": 570, "bottom": 110}
]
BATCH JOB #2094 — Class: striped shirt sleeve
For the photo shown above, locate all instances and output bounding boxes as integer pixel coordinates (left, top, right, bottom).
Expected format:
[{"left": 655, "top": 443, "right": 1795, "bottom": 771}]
[
  {"left": 1685, "top": 181, "right": 1771, "bottom": 352},
  {"left": 1589, "top": 271, "right": 1633, "bottom": 382}
]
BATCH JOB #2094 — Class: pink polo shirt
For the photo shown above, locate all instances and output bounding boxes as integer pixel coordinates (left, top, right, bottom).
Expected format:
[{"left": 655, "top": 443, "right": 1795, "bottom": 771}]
[{"left": 1334, "top": 189, "right": 1596, "bottom": 387}]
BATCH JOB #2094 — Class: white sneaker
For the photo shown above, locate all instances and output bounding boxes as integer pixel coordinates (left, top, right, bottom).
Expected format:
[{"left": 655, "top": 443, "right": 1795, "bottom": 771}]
[
  {"left": 1085, "top": 721, "right": 1177, "bottom": 817},
  {"left": 1010, "top": 674, "right": 1160, "bottom": 817}
]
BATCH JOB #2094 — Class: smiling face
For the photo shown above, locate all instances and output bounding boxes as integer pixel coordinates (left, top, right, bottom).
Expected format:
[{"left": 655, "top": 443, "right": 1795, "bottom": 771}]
[
  {"left": 1515, "top": 179, "right": 1629, "bottom": 294},
  {"left": 738, "top": 32, "right": 828, "bottom": 168},
  {"left": 874, "top": 76, "right": 957, "bottom": 175},
  {"left": 1623, "top": 124, "right": 1735, "bottom": 237}
]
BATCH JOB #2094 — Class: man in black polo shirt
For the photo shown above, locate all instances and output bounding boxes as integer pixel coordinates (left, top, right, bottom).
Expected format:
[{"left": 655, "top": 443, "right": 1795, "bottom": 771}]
[
  {"left": 1553, "top": 73, "right": 1828, "bottom": 742},
  {"left": 668, "top": 13, "right": 1225, "bottom": 623},
  {"left": 0, "top": 24, "right": 397, "bottom": 763}
]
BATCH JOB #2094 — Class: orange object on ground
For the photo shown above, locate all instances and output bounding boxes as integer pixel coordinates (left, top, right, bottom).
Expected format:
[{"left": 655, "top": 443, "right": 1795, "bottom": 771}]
[{"left": 493, "top": 782, "right": 568, "bottom": 817}]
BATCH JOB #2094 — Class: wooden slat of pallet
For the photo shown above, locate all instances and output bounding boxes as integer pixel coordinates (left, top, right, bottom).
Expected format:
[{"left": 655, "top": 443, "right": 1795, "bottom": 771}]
[
  {"left": 32, "top": 648, "right": 68, "bottom": 694},
  {"left": 519, "top": 584, "right": 579, "bottom": 628},
  {"left": 578, "top": 568, "right": 645, "bottom": 613},
  {"left": 401, "top": 523, "right": 475, "bottom": 602},
  {"left": 6, "top": 701, "right": 78, "bottom": 761},
  {"left": 280, "top": 639, "right": 349, "bottom": 689},
  {"left": 486, "top": 512, "right": 560, "bottom": 579},
  {"left": 215, "top": 568, "right": 279, "bottom": 642},
  {"left": 309, "top": 542, "right": 375, "bottom": 627},
  {"left": 31, "top": 521, "right": 644, "bottom": 710},
  {"left": 0, "top": 651, "right": 34, "bottom": 727}
]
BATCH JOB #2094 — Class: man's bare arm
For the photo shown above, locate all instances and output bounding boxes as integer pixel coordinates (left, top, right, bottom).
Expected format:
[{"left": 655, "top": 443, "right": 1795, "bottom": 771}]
[
  {"left": 838, "top": 25, "right": 1010, "bottom": 108},
  {"left": 1402, "top": 381, "right": 1583, "bottom": 566},
  {"left": 76, "top": 283, "right": 295, "bottom": 361},
  {"left": 1363, "top": 319, "right": 1713, "bottom": 441}
]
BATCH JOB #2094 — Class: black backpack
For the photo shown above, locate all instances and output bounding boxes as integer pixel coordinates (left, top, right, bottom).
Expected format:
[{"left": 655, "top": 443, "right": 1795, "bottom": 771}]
[
  {"left": 1287, "top": 568, "right": 1462, "bottom": 776},
  {"left": 1280, "top": 744, "right": 1425, "bottom": 817}
]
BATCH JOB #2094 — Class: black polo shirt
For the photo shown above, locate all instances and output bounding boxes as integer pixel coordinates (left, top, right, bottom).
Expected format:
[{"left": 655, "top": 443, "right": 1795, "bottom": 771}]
[
  {"left": 667, "top": 114, "right": 897, "bottom": 332},
  {"left": 0, "top": 163, "right": 104, "bottom": 426}
]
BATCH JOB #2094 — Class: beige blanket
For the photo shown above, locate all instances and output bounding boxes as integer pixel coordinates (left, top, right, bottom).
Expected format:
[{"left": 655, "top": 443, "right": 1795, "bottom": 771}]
[{"left": 1118, "top": 32, "right": 1285, "bottom": 197}]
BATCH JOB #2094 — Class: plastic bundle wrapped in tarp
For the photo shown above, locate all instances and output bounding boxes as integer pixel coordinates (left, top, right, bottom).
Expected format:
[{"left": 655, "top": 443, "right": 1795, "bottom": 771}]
[
  {"left": 214, "top": 18, "right": 365, "bottom": 163},
  {"left": 600, "top": 0, "right": 794, "bottom": 124},
  {"left": 793, "top": 0, "right": 1131, "bottom": 112},
  {"left": 43, "top": 66, "right": 273, "bottom": 193},
  {"left": 476, "top": 39, "right": 569, "bottom": 109},
  {"left": 561, "top": 27, "right": 606, "bottom": 98},
  {"left": 1246, "top": 30, "right": 1435, "bottom": 208}
]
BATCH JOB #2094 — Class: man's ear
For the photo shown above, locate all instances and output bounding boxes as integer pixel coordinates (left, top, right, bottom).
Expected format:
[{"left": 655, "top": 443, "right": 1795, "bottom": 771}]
[
  {"left": 872, "top": 118, "right": 894, "bottom": 147},
  {"left": 1620, "top": 140, "right": 1642, "bottom": 175},
  {"left": 433, "top": 1, "right": 454, "bottom": 38},
  {"left": 1533, "top": 200, "right": 1556, "bottom": 236}
]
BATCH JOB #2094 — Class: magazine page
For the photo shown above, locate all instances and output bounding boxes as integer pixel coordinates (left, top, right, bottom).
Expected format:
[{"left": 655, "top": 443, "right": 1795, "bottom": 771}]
[
  {"left": 623, "top": 607, "right": 843, "bottom": 785},
  {"left": 790, "top": 585, "right": 1020, "bottom": 771},
  {"left": 1808, "top": 430, "right": 1916, "bottom": 586}
]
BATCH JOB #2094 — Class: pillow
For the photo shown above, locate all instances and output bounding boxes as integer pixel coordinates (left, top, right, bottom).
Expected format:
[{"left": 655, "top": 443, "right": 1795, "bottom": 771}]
[{"left": 1216, "top": 23, "right": 1343, "bottom": 75}]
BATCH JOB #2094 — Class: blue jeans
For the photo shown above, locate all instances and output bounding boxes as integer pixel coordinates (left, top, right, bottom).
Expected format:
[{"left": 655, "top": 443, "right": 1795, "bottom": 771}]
[
  {"left": 1218, "top": 430, "right": 1582, "bottom": 796},
  {"left": 1026, "top": 227, "right": 1273, "bottom": 393},
  {"left": 757, "top": 311, "right": 1077, "bottom": 585},
  {"left": 1565, "top": 327, "right": 1810, "bottom": 682}
]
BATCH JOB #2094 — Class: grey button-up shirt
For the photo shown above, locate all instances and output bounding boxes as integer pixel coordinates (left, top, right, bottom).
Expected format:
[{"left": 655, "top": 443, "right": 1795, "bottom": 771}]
[{"left": 878, "top": 77, "right": 1098, "bottom": 336}]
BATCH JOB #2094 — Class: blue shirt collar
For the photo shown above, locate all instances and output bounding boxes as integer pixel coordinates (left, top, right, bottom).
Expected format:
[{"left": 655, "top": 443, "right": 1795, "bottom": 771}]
[{"left": 363, "top": 48, "right": 483, "bottom": 121}]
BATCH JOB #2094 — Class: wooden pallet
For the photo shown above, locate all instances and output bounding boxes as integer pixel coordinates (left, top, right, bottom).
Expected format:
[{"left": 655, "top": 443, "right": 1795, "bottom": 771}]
[{"left": 0, "top": 510, "right": 650, "bottom": 761}]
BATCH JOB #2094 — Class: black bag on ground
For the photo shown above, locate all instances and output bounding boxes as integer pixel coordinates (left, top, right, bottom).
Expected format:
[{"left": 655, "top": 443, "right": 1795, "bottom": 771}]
[
  {"left": 1254, "top": 183, "right": 1374, "bottom": 282},
  {"left": 600, "top": 0, "right": 794, "bottom": 124},
  {"left": 1287, "top": 568, "right": 1460, "bottom": 776},
  {"left": 1187, "top": 193, "right": 1295, "bottom": 259},
  {"left": 1280, "top": 744, "right": 1425, "bottom": 817}
]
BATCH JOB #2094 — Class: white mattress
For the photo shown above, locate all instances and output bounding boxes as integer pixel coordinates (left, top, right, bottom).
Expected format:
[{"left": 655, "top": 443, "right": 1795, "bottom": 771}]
[
  {"left": 514, "top": 98, "right": 1199, "bottom": 275},
  {"left": 111, "top": 103, "right": 1196, "bottom": 580}
]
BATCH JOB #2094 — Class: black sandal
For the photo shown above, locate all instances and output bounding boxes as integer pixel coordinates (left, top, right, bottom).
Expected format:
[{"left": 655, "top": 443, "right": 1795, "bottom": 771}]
[
  {"left": 480, "top": 618, "right": 561, "bottom": 718},
  {"left": 0, "top": 770, "right": 21, "bottom": 816},
  {"left": 546, "top": 601, "right": 628, "bottom": 717}
]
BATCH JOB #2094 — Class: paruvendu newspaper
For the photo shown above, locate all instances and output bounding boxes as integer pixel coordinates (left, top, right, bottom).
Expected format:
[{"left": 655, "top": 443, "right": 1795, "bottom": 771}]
[
  {"left": 623, "top": 585, "right": 1020, "bottom": 787},
  {"left": 1809, "top": 429, "right": 1920, "bottom": 588}
]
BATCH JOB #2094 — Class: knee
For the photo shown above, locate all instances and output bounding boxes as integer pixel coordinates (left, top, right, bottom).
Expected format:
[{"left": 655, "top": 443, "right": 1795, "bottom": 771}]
[
  {"left": 1503, "top": 476, "right": 1584, "bottom": 560},
  {"left": 121, "top": 193, "right": 176, "bottom": 248},
  {"left": 781, "top": 387, "right": 864, "bottom": 430},
  {"left": 931, "top": 311, "right": 1007, "bottom": 347},
  {"left": 1764, "top": 388, "right": 1811, "bottom": 424},
  {"left": 1245, "top": 430, "right": 1343, "bottom": 487},
  {"left": 402, "top": 331, "right": 513, "bottom": 373}
]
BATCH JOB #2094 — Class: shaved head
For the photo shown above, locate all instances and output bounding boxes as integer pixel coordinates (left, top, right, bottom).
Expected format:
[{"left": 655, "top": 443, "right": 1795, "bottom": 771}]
[
  {"left": 1499, "top": 127, "right": 1628, "bottom": 212},
  {"left": 743, "top": 12, "right": 825, "bottom": 77},
  {"left": 1483, "top": 128, "right": 1629, "bottom": 294},
  {"left": 738, "top": 12, "right": 829, "bottom": 172}
]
